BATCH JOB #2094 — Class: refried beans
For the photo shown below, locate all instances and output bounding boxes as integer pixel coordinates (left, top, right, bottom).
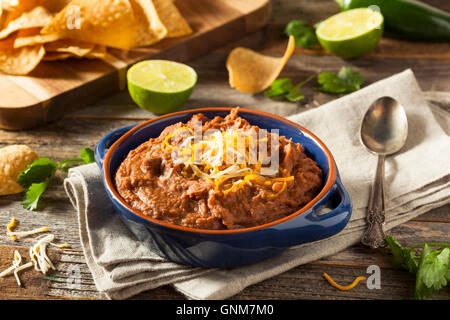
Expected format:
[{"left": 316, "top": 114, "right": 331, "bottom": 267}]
[{"left": 114, "top": 108, "right": 323, "bottom": 230}]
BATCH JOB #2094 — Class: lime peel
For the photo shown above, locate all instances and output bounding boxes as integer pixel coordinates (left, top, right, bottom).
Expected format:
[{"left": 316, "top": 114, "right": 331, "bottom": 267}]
[
  {"left": 127, "top": 60, "right": 197, "bottom": 114},
  {"left": 316, "top": 8, "right": 383, "bottom": 59}
]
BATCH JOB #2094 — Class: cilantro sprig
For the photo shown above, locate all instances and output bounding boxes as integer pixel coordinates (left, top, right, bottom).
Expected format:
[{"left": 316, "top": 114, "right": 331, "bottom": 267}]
[
  {"left": 385, "top": 235, "right": 450, "bottom": 300},
  {"left": 264, "top": 75, "right": 315, "bottom": 102},
  {"left": 18, "top": 148, "right": 95, "bottom": 211},
  {"left": 284, "top": 20, "right": 318, "bottom": 49},
  {"left": 316, "top": 67, "right": 364, "bottom": 94},
  {"left": 264, "top": 67, "right": 364, "bottom": 102}
]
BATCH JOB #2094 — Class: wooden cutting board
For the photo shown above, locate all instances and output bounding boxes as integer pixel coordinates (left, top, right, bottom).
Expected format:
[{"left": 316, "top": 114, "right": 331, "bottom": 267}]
[{"left": 0, "top": 0, "right": 271, "bottom": 130}]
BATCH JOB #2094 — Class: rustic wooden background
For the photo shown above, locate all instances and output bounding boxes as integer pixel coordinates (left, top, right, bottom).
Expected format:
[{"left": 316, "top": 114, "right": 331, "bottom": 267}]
[{"left": 0, "top": 0, "right": 449, "bottom": 299}]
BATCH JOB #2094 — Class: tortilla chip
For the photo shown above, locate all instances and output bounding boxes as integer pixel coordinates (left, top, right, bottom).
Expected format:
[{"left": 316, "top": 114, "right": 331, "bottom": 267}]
[
  {"left": 226, "top": 35, "right": 295, "bottom": 94},
  {"left": 0, "top": 6, "right": 3, "bottom": 29},
  {"left": 0, "top": 145, "right": 39, "bottom": 196},
  {"left": 42, "top": 44, "right": 106, "bottom": 61},
  {"left": 129, "top": 0, "right": 168, "bottom": 47},
  {"left": 0, "top": 34, "right": 45, "bottom": 75},
  {"left": 153, "top": 0, "right": 192, "bottom": 38},
  {"left": 41, "top": 0, "right": 167, "bottom": 50},
  {"left": 1, "top": 0, "right": 31, "bottom": 14},
  {"left": 0, "top": 6, "right": 53, "bottom": 39},
  {"left": 14, "top": 32, "right": 59, "bottom": 48},
  {"left": 1, "top": 0, "right": 69, "bottom": 13},
  {"left": 16, "top": 27, "right": 41, "bottom": 37},
  {"left": 44, "top": 39, "right": 94, "bottom": 57},
  {"left": 84, "top": 44, "right": 107, "bottom": 59},
  {"left": 42, "top": 51, "right": 73, "bottom": 61}
]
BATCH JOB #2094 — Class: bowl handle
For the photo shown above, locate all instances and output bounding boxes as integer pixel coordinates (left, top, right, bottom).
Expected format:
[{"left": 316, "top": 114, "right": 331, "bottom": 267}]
[
  {"left": 271, "top": 175, "right": 352, "bottom": 248},
  {"left": 95, "top": 125, "right": 136, "bottom": 169}
]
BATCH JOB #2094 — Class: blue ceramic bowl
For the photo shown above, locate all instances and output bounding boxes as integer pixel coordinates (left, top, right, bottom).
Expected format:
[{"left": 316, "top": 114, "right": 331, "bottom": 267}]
[{"left": 95, "top": 108, "right": 352, "bottom": 268}]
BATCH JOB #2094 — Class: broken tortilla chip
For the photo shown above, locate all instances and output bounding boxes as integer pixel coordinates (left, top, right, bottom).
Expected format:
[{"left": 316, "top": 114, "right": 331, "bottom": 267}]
[
  {"left": 2, "top": 0, "right": 70, "bottom": 14},
  {"left": 42, "top": 51, "right": 72, "bottom": 61},
  {"left": 226, "top": 35, "right": 295, "bottom": 94},
  {"left": 0, "top": 6, "right": 53, "bottom": 39},
  {"left": 13, "top": 32, "right": 59, "bottom": 48},
  {"left": 41, "top": 0, "right": 167, "bottom": 50},
  {"left": 0, "top": 34, "right": 45, "bottom": 75},
  {"left": 0, "top": 145, "right": 39, "bottom": 196},
  {"left": 129, "top": 0, "right": 168, "bottom": 47},
  {"left": 153, "top": 0, "right": 192, "bottom": 38},
  {"left": 84, "top": 44, "right": 107, "bottom": 59},
  {"left": 44, "top": 39, "right": 94, "bottom": 57}
]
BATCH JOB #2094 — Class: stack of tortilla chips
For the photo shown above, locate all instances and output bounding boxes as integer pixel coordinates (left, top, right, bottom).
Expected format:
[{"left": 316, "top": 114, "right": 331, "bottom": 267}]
[{"left": 0, "top": 0, "right": 192, "bottom": 75}]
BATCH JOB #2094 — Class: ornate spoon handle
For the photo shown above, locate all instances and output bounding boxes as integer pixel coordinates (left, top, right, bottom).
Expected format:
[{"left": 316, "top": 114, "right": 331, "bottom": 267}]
[{"left": 362, "top": 155, "right": 386, "bottom": 248}]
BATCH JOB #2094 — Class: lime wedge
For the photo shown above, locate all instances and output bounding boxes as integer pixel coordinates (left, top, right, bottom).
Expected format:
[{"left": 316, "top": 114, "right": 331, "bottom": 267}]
[
  {"left": 316, "top": 8, "right": 383, "bottom": 59},
  {"left": 127, "top": 60, "right": 197, "bottom": 114}
]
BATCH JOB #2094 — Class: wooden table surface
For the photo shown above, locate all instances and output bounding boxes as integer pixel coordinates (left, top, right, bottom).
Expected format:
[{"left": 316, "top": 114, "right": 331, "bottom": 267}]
[{"left": 0, "top": 0, "right": 449, "bottom": 300}]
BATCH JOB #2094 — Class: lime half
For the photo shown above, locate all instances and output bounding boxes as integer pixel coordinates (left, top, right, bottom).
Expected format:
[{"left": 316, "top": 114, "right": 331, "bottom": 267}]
[
  {"left": 127, "top": 60, "right": 197, "bottom": 114},
  {"left": 316, "top": 8, "right": 383, "bottom": 59}
]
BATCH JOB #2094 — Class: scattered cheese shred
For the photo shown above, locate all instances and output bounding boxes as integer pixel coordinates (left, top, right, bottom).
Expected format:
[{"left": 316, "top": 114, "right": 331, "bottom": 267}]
[
  {"left": 14, "top": 262, "right": 33, "bottom": 287},
  {"left": 7, "top": 217, "right": 17, "bottom": 241},
  {"left": 30, "top": 234, "right": 56, "bottom": 275},
  {"left": 0, "top": 250, "right": 33, "bottom": 287},
  {"left": 161, "top": 127, "right": 294, "bottom": 198},
  {"left": 7, "top": 226, "right": 48, "bottom": 240},
  {"left": 323, "top": 273, "right": 367, "bottom": 291},
  {"left": 1, "top": 218, "right": 70, "bottom": 287},
  {"left": 49, "top": 242, "right": 70, "bottom": 249}
]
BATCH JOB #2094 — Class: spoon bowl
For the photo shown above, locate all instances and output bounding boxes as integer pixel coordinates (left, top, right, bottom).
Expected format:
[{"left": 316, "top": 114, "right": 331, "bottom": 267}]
[{"left": 360, "top": 96, "right": 408, "bottom": 155}]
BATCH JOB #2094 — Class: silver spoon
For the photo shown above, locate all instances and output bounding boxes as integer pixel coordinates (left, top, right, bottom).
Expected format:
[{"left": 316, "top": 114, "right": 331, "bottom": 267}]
[{"left": 360, "top": 96, "right": 408, "bottom": 248}]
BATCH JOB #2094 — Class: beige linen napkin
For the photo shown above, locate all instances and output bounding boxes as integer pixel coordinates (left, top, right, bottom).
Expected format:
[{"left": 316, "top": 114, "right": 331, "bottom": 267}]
[{"left": 64, "top": 69, "right": 450, "bottom": 300}]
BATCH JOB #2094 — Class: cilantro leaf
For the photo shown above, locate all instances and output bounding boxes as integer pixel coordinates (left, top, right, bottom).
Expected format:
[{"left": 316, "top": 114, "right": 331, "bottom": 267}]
[
  {"left": 386, "top": 236, "right": 450, "bottom": 300},
  {"left": 284, "top": 20, "right": 318, "bottom": 49},
  {"left": 403, "top": 249, "right": 420, "bottom": 274},
  {"left": 316, "top": 67, "right": 364, "bottom": 94},
  {"left": 419, "top": 246, "right": 449, "bottom": 291},
  {"left": 264, "top": 75, "right": 314, "bottom": 102},
  {"left": 415, "top": 271, "right": 434, "bottom": 300},
  {"left": 385, "top": 235, "right": 407, "bottom": 269},
  {"left": 17, "top": 158, "right": 59, "bottom": 188},
  {"left": 59, "top": 147, "right": 95, "bottom": 170},
  {"left": 264, "top": 78, "right": 293, "bottom": 98},
  {"left": 80, "top": 147, "right": 95, "bottom": 164},
  {"left": 22, "top": 179, "right": 51, "bottom": 211},
  {"left": 385, "top": 235, "right": 419, "bottom": 274},
  {"left": 18, "top": 147, "right": 95, "bottom": 211},
  {"left": 285, "top": 84, "right": 304, "bottom": 102}
]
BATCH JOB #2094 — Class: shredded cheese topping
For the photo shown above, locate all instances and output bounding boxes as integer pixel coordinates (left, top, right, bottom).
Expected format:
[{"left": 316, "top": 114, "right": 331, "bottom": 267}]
[{"left": 161, "top": 126, "right": 294, "bottom": 197}]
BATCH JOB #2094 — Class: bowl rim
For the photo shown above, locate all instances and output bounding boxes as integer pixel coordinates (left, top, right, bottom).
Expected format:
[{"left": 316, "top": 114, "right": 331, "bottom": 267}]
[{"left": 103, "top": 107, "right": 337, "bottom": 235}]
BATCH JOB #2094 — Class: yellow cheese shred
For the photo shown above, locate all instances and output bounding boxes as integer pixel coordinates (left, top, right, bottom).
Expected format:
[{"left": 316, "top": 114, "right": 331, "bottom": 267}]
[
  {"left": 162, "top": 127, "right": 295, "bottom": 198},
  {"left": 7, "top": 217, "right": 17, "bottom": 241},
  {"left": 323, "top": 273, "right": 367, "bottom": 291}
]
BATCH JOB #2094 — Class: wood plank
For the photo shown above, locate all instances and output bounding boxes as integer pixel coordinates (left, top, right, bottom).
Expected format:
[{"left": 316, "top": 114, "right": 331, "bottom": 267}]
[
  {"left": 230, "top": 263, "right": 448, "bottom": 300},
  {"left": 63, "top": 51, "right": 450, "bottom": 122},
  {"left": 215, "top": 24, "right": 450, "bottom": 60},
  {"left": 0, "top": 0, "right": 272, "bottom": 130},
  {"left": 269, "top": 0, "right": 450, "bottom": 24},
  {"left": 0, "top": 201, "right": 447, "bottom": 300}
]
